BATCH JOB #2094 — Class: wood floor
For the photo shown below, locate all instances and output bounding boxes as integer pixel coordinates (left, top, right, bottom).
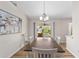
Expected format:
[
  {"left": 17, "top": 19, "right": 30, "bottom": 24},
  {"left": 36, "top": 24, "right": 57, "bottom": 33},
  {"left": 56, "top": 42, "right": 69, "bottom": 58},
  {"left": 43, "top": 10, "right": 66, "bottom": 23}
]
[{"left": 11, "top": 43, "right": 74, "bottom": 58}]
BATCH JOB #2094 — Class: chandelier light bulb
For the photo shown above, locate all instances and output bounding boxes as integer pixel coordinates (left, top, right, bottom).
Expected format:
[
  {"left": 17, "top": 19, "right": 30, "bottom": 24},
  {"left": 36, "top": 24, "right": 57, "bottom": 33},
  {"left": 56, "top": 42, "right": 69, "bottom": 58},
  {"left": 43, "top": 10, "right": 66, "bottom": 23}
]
[
  {"left": 44, "top": 16, "right": 49, "bottom": 21},
  {"left": 46, "top": 16, "right": 49, "bottom": 20},
  {"left": 40, "top": 16, "right": 43, "bottom": 20}
]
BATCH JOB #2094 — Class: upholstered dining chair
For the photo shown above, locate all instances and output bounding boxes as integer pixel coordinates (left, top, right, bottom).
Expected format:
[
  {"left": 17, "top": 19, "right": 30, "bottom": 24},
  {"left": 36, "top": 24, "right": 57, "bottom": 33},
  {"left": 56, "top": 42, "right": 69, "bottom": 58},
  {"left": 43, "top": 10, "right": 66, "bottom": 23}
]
[
  {"left": 55, "top": 36, "right": 61, "bottom": 44},
  {"left": 32, "top": 47, "right": 57, "bottom": 58}
]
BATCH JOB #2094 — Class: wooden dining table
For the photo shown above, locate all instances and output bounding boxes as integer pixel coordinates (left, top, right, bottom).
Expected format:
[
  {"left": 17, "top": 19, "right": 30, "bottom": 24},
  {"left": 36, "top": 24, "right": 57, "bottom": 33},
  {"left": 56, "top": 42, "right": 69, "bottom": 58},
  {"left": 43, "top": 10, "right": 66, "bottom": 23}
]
[{"left": 31, "top": 37, "right": 65, "bottom": 53}]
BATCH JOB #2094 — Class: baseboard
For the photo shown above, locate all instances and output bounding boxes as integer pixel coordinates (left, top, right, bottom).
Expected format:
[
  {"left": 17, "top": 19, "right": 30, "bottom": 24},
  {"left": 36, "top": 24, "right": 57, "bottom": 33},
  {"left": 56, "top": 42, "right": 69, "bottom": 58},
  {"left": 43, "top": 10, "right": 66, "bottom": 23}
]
[
  {"left": 66, "top": 48, "right": 78, "bottom": 58},
  {"left": 8, "top": 44, "right": 24, "bottom": 58}
]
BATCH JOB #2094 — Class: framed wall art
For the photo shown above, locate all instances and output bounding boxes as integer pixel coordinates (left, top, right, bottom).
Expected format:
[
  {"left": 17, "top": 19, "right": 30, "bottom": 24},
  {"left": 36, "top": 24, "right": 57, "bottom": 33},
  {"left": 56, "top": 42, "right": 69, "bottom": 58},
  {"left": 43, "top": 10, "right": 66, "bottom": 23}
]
[{"left": 0, "top": 9, "right": 22, "bottom": 35}]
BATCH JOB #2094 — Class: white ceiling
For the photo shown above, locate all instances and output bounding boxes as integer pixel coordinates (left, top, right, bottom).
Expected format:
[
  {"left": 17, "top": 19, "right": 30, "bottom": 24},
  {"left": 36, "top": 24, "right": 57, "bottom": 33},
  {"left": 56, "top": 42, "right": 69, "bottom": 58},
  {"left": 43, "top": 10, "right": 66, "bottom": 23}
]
[{"left": 16, "top": 1, "right": 72, "bottom": 19}]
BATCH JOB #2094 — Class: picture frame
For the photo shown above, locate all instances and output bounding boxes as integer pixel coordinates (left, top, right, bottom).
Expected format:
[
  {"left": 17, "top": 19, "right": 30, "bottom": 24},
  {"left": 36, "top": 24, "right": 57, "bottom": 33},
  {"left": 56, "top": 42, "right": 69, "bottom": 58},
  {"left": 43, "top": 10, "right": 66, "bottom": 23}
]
[{"left": 0, "top": 9, "right": 22, "bottom": 35}]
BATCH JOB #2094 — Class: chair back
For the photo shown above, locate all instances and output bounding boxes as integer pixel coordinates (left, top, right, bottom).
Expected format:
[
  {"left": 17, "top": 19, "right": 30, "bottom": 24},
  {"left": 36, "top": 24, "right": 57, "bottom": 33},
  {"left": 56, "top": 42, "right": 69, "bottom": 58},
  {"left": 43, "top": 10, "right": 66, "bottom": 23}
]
[{"left": 32, "top": 47, "right": 57, "bottom": 58}]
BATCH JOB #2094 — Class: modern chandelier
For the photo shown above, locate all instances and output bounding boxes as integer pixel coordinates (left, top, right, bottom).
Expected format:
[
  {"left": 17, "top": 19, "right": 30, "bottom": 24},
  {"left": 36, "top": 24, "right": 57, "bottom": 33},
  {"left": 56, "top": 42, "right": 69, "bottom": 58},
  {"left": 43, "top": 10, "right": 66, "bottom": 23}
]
[{"left": 40, "top": 1, "right": 49, "bottom": 22}]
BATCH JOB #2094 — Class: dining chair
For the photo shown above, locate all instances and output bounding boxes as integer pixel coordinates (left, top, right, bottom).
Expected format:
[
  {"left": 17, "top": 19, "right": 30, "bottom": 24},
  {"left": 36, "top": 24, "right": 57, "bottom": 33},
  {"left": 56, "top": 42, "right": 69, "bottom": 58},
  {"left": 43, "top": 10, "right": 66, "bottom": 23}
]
[
  {"left": 32, "top": 47, "right": 57, "bottom": 58},
  {"left": 55, "top": 36, "right": 61, "bottom": 44}
]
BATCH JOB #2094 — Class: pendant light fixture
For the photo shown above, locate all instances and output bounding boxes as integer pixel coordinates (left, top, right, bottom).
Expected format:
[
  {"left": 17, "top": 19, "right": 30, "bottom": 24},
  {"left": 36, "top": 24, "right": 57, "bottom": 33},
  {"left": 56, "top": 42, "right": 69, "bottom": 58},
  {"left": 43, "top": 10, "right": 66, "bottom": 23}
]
[{"left": 40, "top": 1, "right": 49, "bottom": 22}]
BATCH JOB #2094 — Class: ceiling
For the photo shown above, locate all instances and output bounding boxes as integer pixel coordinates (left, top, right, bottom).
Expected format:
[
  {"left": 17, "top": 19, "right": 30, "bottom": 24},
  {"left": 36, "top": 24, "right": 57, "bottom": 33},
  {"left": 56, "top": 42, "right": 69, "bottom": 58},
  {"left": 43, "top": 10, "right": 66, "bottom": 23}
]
[{"left": 16, "top": 1, "right": 72, "bottom": 20}]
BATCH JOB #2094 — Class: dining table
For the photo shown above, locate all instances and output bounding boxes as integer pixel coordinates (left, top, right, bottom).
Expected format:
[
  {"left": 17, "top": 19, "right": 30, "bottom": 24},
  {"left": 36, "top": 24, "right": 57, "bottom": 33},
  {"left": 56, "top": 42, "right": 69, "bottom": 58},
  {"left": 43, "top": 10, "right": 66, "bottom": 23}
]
[{"left": 31, "top": 37, "right": 65, "bottom": 53}]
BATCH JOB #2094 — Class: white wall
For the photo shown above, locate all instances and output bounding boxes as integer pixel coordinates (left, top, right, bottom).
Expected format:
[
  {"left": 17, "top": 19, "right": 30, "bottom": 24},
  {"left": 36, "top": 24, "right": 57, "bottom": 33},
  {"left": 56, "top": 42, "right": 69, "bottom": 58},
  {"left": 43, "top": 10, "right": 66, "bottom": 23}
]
[
  {"left": 55, "top": 19, "right": 71, "bottom": 43},
  {"left": 0, "top": 2, "right": 28, "bottom": 57},
  {"left": 66, "top": 2, "right": 79, "bottom": 58},
  {"left": 0, "top": 34, "right": 24, "bottom": 57}
]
